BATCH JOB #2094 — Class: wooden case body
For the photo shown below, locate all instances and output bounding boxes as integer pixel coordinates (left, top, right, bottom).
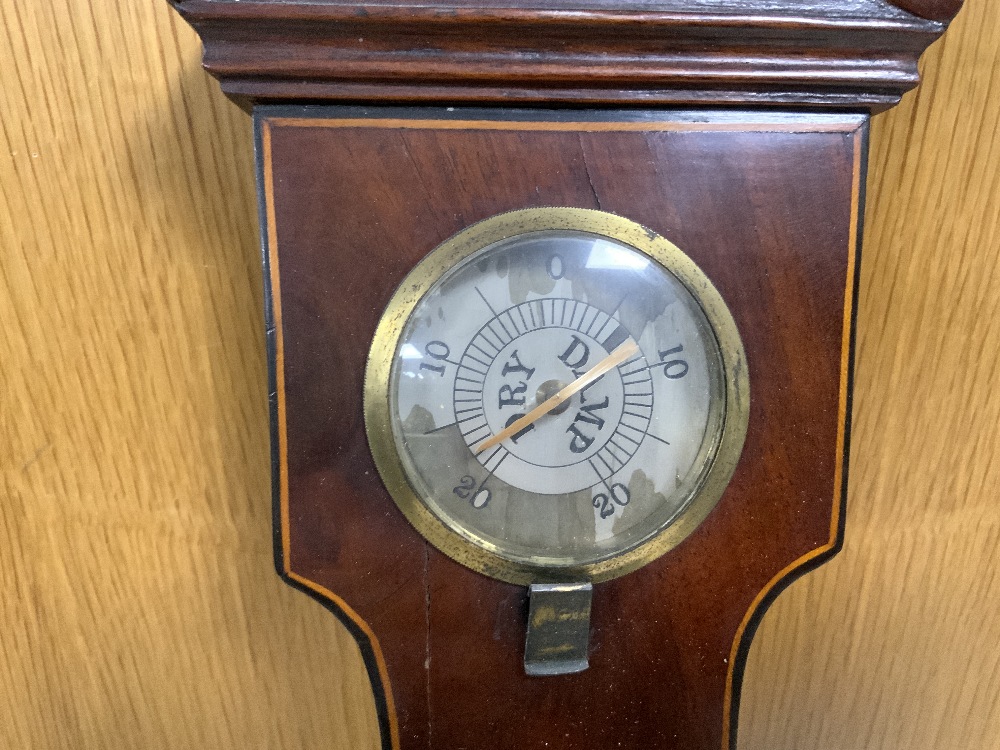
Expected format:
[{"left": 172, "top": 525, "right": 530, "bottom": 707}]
[{"left": 259, "top": 108, "right": 865, "bottom": 749}]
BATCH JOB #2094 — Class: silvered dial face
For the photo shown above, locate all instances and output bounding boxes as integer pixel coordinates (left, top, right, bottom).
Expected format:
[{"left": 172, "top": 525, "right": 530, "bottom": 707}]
[
  {"left": 383, "top": 222, "right": 732, "bottom": 575},
  {"left": 367, "top": 209, "right": 749, "bottom": 583}
]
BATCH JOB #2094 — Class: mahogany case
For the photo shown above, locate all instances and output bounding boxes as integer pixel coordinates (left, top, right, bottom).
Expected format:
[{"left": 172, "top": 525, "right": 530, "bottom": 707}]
[{"left": 260, "top": 107, "right": 861, "bottom": 749}]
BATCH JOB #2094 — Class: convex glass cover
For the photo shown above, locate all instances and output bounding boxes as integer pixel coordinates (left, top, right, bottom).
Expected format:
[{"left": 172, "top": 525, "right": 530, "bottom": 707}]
[{"left": 365, "top": 208, "right": 748, "bottom": 584}]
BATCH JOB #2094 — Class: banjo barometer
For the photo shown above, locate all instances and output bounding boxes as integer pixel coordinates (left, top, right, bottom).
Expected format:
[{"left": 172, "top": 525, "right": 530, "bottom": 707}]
[{"left": 171, "top": 0, "right": 965, "bottom": 747}]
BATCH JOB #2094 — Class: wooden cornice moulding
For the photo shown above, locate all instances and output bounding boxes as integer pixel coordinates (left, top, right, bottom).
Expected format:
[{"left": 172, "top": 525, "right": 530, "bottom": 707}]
[
  {"left": 171, "top": 0, "right": 964, "bottom": 111},
  {"left": 889, "top": 0, "right": 963, "bottom": 21}
]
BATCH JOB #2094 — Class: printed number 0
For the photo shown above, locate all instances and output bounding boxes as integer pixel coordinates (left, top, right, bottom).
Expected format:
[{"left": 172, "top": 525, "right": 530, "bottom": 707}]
[
  {"left": 593, "top": 483, "right": 631, "bottom": 519},
  {"left": 658, "top": 345, "right": 689, "bottom": 380},
  {"left": 420, "top": 340, "right": 451, "bottom": 376},
  {"left": 454, "top": 475, "right": 491, "bottom": 509}
]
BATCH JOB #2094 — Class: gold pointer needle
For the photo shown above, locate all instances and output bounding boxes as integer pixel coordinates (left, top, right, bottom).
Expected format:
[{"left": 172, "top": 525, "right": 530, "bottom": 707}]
[{"left": 475, "top": 339, "right": 640, "bottom": 454}]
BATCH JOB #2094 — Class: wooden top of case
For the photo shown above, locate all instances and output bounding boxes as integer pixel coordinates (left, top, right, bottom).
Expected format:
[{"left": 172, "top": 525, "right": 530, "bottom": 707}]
[{"left": 172, "top": 0, "right": 963, "bottom": 111}]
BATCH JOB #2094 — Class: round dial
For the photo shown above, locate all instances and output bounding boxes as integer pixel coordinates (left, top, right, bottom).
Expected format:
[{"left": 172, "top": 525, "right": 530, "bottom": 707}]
[{"left": 365, "top": 209, "right": 748, "bottom": 584}]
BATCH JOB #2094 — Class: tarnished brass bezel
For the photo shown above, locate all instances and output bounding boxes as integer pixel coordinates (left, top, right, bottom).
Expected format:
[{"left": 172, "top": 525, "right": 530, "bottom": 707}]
[{"left": 364, "top": 208, "right": 749, "bottom": 585}]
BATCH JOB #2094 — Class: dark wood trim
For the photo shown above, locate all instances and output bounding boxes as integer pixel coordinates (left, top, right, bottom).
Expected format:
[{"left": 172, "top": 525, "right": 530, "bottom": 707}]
[
  {"left": 171, "top": 1, "right": 963, "bottom": 112},
  {"left": 887, "top": 0, "right": 963, "bottom": 21}
]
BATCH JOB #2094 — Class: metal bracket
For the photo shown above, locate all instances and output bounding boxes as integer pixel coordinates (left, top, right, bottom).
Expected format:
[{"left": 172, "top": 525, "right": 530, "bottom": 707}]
[{"left": 524, "top": 582, "right": 593, "bottom": 676}]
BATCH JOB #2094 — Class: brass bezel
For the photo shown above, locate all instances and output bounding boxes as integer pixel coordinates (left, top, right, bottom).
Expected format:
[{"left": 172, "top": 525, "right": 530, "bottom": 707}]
[{"left": 364, "top": 208, "right": 749, "bottom": 585}]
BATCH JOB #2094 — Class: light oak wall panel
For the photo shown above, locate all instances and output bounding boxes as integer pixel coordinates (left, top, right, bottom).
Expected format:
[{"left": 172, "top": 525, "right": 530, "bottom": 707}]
[
  {"left": 0, "top": 2, "right": 378, "bottom": 747},
  {"left": 741, "top": 1, "right": 1000, "bottom": 747},
  {"left": 0, "top": 0, "right": 995, "bottom": 748}
]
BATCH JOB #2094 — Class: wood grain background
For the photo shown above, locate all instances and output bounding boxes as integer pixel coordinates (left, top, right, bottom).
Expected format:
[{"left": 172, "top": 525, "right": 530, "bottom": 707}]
[{"left": 0, "top": 2, "right": 995, "bottom": 748}]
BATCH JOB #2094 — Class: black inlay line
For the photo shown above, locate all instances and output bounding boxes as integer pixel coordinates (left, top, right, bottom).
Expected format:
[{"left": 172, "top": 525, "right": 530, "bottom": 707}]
[
  {"left": 624, "top": 391, "right": 654, "bottom": 400},
  {"left": 475, "top": 286, "right": 499, "bottom": 317},
  {"left": 583, "top": 308, "right": 601, "bottom": 337},
  {"left": 456, "top": 375, "right": 485, "bottom": 386},
  {"left": 456, "top": 405, "right": 483, "bottom": 416},
  {"left": 455, "top": 397, "right": 481, "bottom": 403},
  {"left": 539, "top": 300, "right": 547, "bottom": 326},
  {"left": 559, "top": 299, "right": 568, "bottom": 327},
  {"left": 645, "top": 432, "right": 671, "bottom": 447},
  {"left": 458, "top": 412, "right": 486, "bottom": 425},
  {"left": 424, "top": 421, "right": 457, "bottom": 435},
  {"left": 442, "top": 358, "right": 462, "bottom": 368},
  {"left": 527, "top": 302, "right": 537, "bottom": 329},
  {"left": 504, "top": 310, "right": 522, "bottom": 338},
  {"left": 455, "top": 387, "right": 484, "bottom": 394}
]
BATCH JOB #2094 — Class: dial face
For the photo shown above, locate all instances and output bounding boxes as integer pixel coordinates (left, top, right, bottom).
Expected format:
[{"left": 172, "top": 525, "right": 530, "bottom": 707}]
[{"left": 366, "top": 209, "right": 748, "bottom": 584}]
